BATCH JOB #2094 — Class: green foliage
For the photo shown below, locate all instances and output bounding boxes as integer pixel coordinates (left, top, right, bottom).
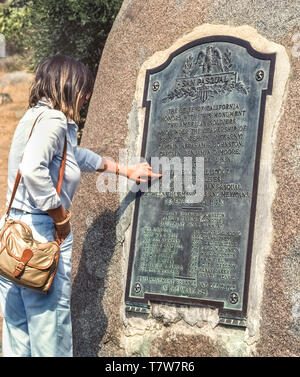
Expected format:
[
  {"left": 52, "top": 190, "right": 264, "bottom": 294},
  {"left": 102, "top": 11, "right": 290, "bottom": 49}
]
[
  {"left": 0, "top": 0, "right": 123, "bottom": 76},
  {"left": 0, "top": 2, "right": 32, "bottom": 55},
  {"left": 27, "top": 0, "right": 123, "bottom": 75},
  {"left": 0, "top": 0, "right": 122, "bottom": 131}
]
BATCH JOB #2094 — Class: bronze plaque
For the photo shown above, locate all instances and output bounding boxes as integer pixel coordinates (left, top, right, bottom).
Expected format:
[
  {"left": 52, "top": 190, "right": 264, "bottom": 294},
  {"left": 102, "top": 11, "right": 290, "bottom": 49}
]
[{"left": 125, "top": 36, "right": 275, "bottom": 326}]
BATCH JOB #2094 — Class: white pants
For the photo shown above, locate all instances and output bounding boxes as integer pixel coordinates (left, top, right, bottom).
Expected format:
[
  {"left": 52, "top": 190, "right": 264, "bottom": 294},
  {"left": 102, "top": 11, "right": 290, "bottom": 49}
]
[{"left": 0, "top": 208, "right": 73, "bottom": 357}]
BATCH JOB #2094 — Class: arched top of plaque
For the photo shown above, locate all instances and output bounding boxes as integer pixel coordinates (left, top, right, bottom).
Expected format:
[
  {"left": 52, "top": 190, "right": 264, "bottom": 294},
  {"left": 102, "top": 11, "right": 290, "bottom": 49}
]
[{"left": 142, "top": 35, "right": 275, "bottom": 110}]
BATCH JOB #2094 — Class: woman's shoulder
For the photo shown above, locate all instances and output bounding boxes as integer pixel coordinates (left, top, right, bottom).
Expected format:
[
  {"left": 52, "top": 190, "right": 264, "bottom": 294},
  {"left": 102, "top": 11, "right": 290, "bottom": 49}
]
[
  {"left": 20, "top": 106, "right": 68, "bottom": 142},
  {"left": 23, "top": 104, "right": 67, "bottom": 122},
  {"left": 32, "top": 107, "right": 68, "bottom": 136},
  {"left": 38, "top": 107, "right": 68, "bottom": 124}
]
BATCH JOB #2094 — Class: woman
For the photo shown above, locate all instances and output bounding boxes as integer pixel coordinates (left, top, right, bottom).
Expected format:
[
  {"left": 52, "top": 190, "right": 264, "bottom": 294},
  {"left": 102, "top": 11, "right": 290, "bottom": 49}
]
[{"left": 0, "top": 55, "right": 159, "bottom": 357}]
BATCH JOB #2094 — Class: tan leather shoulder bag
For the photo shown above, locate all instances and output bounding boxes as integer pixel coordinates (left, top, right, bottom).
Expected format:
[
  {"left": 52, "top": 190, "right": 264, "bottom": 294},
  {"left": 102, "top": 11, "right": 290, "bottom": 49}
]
[{"left": 0, "top": 111, "right": 67, "bottom": 294}]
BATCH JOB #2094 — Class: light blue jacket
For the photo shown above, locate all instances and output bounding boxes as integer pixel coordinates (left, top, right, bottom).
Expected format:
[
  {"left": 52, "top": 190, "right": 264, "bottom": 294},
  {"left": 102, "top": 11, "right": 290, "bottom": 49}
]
[{"left": 6, "top": 100, "right": 102, "bottom": 213}]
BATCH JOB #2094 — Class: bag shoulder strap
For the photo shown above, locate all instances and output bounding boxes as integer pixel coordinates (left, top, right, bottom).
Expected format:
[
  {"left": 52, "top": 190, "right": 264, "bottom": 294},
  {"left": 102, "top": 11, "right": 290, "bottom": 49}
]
[{"left": 5, "top": 111, "right": 67, "bottom": 218}]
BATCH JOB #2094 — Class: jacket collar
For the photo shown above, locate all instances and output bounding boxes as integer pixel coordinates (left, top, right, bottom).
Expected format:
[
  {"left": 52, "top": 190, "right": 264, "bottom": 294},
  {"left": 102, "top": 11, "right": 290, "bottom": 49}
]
[
  {"left": 37, "top": 100, "right": 53, "bottom": 109},
  {"left": 36, "top": 98, "right": 78, "bottom": 128}
]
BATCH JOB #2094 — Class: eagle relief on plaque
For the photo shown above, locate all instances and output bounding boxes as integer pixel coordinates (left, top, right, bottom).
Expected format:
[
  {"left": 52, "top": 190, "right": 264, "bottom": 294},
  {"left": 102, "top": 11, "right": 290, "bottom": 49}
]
[
  {"left": 125, "top": 36, "right": 275, "bottom": 326},
  {"left": 162, "top": 44, "right": 249, "bottom": 104}
]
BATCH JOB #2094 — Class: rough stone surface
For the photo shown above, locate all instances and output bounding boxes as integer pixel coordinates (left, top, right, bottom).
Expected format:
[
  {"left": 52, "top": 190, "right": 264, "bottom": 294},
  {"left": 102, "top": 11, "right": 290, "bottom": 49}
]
[
  {"left": 71, "top": 0, "right": 300, "bottom": 356},
  {"left": 256, "top": 33, "right": 300, "bottom": 356},
  {"left": 206, "top": 0, "right": 300, "bottom": 40}
]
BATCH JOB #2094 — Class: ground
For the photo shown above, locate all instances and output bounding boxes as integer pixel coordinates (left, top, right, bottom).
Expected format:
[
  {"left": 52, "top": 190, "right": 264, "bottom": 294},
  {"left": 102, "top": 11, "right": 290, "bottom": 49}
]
[
  {"left": 0, "top": 68, "right": 33, "bottom": 357},
  {"left": 0, "top": 71, "right": 33, "bottom": 214}
]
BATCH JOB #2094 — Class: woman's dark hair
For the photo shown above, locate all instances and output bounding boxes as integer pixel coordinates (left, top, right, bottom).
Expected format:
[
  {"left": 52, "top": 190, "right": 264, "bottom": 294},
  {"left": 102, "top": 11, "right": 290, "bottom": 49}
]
[{"left": 29, "top": 55, "right": 94, "bottom": 123}]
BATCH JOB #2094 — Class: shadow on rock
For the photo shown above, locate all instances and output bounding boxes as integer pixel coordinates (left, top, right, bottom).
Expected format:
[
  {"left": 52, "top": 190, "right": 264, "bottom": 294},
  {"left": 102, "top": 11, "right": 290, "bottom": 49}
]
[
  {"left": 71, "top": 188, "right": 142, "bottom": 357},
  {"left": 71, "top": 209, "right": 117, "bottom": 357}
]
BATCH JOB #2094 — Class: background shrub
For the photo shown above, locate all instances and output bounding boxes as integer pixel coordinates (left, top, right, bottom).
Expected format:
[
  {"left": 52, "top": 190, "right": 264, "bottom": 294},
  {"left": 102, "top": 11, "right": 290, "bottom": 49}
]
[
  {"left": 0, "top": 0, "right": 123, "bottom": 76},
  {"left": 0, "top": 0, "right": 31, "bottom": 56},
  {"left": 0, "top": 0, "right": 123, "bottom": 134}
]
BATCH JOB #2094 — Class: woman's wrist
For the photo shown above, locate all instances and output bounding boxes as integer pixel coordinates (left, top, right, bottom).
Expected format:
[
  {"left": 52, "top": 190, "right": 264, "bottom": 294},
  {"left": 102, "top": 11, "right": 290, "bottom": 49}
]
[
  {"left": 97, "top": 159, "right": 128, "bottom": 177},
  {"left": 97, "top": 158, "right": 157, "bottom": 181},
  {"left": 54, "top": 209, "right": 71, "bottom": 226},
  {"left": 47, "top": 205, "right": 70, "bottom": 224}
]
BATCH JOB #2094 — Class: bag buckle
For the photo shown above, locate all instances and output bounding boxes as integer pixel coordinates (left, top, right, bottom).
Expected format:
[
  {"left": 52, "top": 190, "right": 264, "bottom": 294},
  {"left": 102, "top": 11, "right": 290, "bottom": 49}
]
[{"left": 14, "top": 249, "right": 33, "bottom": 278}]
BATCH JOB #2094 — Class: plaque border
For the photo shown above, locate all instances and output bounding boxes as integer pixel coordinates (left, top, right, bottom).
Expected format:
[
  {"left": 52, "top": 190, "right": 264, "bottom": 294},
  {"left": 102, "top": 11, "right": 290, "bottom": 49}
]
[{"left": 125, "top": 35, "right": 276, "bottom": 326}]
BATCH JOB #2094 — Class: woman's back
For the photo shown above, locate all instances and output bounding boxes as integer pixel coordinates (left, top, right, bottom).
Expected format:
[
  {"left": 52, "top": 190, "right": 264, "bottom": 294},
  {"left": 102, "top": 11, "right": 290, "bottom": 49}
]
[{"left": 6, "top": 100, "right": 83, "bottom": 214}]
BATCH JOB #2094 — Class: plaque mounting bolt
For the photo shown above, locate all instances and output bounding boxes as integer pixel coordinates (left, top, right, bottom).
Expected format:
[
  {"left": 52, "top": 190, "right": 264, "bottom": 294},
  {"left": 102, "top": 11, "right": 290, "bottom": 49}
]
[
  {"left": 152, "top": 81, "right": 160, "bottom": 91},
  {"left": 134, "top": 282, "right": 142, "bottom": 293},
  {"left": 229, "top": 292, "right": 239, "bottom": 304},
  {"left": 256, "top": 70, "right": 264, "bottom": 81}
]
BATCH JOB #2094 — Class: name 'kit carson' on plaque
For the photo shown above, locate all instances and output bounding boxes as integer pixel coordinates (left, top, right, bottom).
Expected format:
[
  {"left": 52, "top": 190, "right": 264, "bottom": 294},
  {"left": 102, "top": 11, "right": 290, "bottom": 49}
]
[{"left": 125, "top": 36, "right": 275, "bottom": 326}]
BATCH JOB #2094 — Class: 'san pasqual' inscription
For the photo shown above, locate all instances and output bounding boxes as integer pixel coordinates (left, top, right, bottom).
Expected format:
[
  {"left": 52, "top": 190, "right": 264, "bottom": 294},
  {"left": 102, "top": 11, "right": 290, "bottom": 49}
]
[
  {"left": 163, "top": 46, "right": 248, "bottom": 103},
  {"left": 125, "top": 36, "right": 275, "bottom": 325}
]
